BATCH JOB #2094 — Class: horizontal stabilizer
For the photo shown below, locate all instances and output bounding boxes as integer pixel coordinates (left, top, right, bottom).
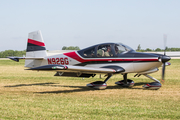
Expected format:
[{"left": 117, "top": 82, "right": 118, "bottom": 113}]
[
  {"left": 9, "top": 57, "right": 44, "bottom": 62},
  {"left": 9, "top": 57, "right": 25, "bottom": 62}
]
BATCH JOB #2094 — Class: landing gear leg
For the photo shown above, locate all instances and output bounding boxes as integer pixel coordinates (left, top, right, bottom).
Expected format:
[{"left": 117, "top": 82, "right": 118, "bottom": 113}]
[
  {"left": 115, "top": 73, "right": 135, "bottom": 87},
  {"left": 86, "top": 74, "right": 113, "bottom": 90},
  {"left": 143, "top": 74, "right": 160, "bottom": 83},
  {"left": 123, "top": 73, "right": 128, "bottom": 84},
  {"left": 104, "top": 74, "right": 113, "bottom": 83}
]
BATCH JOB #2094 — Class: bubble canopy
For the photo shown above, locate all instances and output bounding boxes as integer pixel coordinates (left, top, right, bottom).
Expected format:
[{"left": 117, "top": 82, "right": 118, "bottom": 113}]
[{"left": 77, "top": 43, "right": 134, "bottom": 58}]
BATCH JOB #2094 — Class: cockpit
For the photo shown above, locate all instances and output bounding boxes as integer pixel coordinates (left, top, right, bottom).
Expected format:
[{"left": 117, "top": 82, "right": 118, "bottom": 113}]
[{"left": 77, "top": 43, "right": 134, "bottom": 58}]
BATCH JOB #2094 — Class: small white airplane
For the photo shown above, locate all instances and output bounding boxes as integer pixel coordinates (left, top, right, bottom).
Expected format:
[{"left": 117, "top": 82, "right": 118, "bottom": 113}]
[{"left": 10, "top": 30, "right": 171, "bottom": 90}]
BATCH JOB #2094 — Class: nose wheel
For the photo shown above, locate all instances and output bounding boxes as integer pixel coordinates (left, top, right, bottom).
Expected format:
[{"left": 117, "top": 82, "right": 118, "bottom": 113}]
[{"left": 143, "top": 82, "right": 161, "bottom": 90}]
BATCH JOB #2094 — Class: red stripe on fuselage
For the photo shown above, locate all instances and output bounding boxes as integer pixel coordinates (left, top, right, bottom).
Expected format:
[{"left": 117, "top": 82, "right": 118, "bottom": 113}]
[
  {"left": 64, "top": 51, "right": 85, "bottom": 62},
  {"left": 28, "top": 39, "right": 45, "bottom": 46},
  {"left": 63, "top": 51, "right": 159, "bottom": 63}
]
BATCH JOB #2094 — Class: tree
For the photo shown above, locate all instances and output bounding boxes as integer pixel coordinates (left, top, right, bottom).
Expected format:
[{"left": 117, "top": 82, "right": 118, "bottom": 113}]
[
  {"left": 145, "top": 48, "right": 152, "bottom": 51},
  {"left": 155, "top": 48, "right": 162, "bottom": 51},
  {"left": 62, "top": 46, "right": 67, "bottom": 50},
  {"left": 136, "top": 44, "right": 141, "bottom": 51},
  {"left": 74, "top": 46, "right": 80, "bottom": 50}
]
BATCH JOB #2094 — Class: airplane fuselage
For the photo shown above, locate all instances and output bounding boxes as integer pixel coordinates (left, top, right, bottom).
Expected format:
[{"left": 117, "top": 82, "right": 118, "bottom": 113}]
[{"left": 44, "top": 50, "right": 162, "bottom": 74}]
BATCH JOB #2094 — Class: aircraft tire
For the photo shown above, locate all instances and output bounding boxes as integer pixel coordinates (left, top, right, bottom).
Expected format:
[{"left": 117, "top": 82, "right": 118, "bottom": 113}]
[{"left": 115, "top": 79, "right": 135, "bottom": 87}]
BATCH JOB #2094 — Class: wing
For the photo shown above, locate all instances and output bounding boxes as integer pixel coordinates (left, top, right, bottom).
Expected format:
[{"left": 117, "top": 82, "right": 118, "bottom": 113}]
[{"left": 27, "top": 64, "right": 125, "bottom": 74}]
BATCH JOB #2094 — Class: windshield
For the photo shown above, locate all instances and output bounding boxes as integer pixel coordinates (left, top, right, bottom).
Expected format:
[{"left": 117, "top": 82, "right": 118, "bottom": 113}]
[{"left": 115, "top": 43, "right": 134, "bottom": 53}]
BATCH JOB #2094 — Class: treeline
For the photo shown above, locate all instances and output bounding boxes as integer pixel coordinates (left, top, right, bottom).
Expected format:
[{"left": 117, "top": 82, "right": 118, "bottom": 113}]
[
  {"left": 62, "top": 46, "right": 80, "bottom": 50},
  {"left": 136, "top": 44, "right": 180, "bottom": 52},
  {"left": 0, "top": 46, "right": 81, "bottom": 58},
  {"left": 1, "top": 46, "right": 180, "bottom": 58},
  {"left": 0, "top": 50, "right": 26, "bottom": 58},
  {"left": 137, "top": 47, "right": 180, "bottom": 52}
]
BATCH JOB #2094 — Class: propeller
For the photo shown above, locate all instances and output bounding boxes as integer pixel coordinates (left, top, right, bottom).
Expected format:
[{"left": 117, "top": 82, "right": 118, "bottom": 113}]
[{"left": 161, "top": 34, "right": 170, "bottom": 83}]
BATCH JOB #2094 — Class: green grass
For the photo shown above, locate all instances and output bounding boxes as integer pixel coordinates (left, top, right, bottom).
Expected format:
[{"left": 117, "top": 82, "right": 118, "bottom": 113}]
[{"left": 0, "top": 59, "right": 180, "bottom": 119}]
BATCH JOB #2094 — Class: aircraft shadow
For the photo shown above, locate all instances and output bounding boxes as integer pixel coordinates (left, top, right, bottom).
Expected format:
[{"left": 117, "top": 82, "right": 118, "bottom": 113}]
[
  {"left": 4, "top": 82, "right": 58, "bottom": 87},
  {"left": 35, "top": 85, "right": 146, "bottom": 94},
  {"left": 36, "top": 87, "right": 94, "bottom": 94},
  {"left": 4, "top": 82, "right": 150, "bottom": 94},
  {"left": 35, "top": 82, "right": 149, "bottom": 94}
]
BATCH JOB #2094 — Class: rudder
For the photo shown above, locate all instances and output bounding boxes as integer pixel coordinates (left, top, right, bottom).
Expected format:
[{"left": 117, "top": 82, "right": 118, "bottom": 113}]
[{"left": 26, "top": 30, "right": 47, "bottom": 57}]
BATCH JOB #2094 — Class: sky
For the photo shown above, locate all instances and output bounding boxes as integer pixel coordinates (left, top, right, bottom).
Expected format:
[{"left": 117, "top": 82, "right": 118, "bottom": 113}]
[{"left": 0, "top": 0, "right": 180, "bottom": 51}]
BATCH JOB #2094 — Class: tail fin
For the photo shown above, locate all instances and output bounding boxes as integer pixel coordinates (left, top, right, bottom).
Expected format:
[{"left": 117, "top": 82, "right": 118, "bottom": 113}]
[
  {"left": 25, "top": 30, "right": 47, "bottom": 68},
  {"left": 26, "top": 30, "right": 47, "bottom": 57}
]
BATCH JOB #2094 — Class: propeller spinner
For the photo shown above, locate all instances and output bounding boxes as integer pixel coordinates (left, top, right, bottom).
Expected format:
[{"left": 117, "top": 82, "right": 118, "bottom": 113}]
[{"left": 161, "top": 55, "right": 171, "bottom": 82}]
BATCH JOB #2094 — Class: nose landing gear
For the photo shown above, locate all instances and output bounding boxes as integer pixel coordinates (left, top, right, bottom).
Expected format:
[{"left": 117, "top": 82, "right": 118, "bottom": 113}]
[{"left": 142, "top": 74, "right": 162, "bottom": 90}]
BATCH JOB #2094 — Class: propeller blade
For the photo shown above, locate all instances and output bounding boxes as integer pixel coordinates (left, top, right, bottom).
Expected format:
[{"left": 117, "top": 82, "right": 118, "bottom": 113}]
[
  {"left": 163, "top": 34, "right": 167, "bottom": 55},
  {"left": 161, "top": 62, "right": 166, "bottom": 83}
]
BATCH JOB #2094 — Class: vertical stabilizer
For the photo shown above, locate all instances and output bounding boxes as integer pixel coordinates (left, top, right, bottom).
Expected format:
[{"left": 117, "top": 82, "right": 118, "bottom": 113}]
[{"left": 25, "top": 30, "right": 47, "bottom": 68}]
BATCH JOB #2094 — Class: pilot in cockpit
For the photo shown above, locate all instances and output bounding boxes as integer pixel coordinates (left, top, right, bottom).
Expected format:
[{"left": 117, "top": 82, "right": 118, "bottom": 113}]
[
  {"left": 104, "top": 46, "right": 111, "bottom": 57},
  {"left": 115, "top": 45, "right": 119, "bottom": 55}
]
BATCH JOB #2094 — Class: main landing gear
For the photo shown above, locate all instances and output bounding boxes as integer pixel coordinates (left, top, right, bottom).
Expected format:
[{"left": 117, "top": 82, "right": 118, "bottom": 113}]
[
  {"left": 86, "top": 74, "right": 112, "bottom": 90},
  {"left": 115, "top": 73, "right": 135, "bottom": 87},
  {"left": 87, "top": 73, "right": 162, "bottom": 90},
  {"left": 86, "top": 73, "right": 135, "bottom": 90}
]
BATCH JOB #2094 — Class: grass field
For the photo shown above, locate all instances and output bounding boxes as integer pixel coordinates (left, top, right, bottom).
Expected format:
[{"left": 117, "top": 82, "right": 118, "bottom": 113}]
[{"left": 0, "top": 59, "right": 180, "bottom": 119}]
